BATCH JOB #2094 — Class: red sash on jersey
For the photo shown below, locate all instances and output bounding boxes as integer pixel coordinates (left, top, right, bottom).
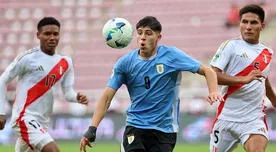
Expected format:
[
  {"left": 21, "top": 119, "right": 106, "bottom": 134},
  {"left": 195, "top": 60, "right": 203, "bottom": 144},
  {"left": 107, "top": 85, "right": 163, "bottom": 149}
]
[
  {"left": 213, "top": 48, "right": 272, "bottom": 130},
  {"left": 16, "top": 58, "right": 69, "bottom": 150}
]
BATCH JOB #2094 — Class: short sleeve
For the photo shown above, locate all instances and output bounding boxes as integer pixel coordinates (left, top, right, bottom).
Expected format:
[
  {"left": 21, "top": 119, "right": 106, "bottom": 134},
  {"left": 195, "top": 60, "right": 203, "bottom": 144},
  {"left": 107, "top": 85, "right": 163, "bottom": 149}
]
[
  {"left": 107, "top": 57, "right": 127, "bottom": 90},
  {"left": 169, "top": 47, "right": 201, "bottom": 73},
  {"left": 210, "top": 40, "right": 233, "bottom": 71}
]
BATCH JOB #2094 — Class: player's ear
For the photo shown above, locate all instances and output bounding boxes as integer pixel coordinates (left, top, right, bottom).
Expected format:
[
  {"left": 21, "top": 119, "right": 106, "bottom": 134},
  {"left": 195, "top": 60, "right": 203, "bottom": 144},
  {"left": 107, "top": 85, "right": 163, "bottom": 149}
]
[
  {"left": 158, "top": 33, "right": 162, "bottom": 40},
  {"left": 261, "top": 23, "right": 265, "bottom": 31}
]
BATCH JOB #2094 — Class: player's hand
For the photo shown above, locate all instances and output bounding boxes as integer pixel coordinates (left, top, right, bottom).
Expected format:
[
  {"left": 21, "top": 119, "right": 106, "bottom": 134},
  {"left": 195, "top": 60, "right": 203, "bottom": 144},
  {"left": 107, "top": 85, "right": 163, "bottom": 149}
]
[
  {"left": 243, "top": 70, "right": 266, "bottom": 84},
  {"left": 0, "top": 115, "right": 6, "bottom": 130},
  {"left": 80, "top": 126, "right": 97, "bottom": 152},
  {"left": 207, "top": 92, "right": 224, "bottom": 105},
  {"left": 77, "top": 92, "right": 88, "bottom": 105},
  {"left": 80, "top": 137, "right": 92, "bottom": 152}
]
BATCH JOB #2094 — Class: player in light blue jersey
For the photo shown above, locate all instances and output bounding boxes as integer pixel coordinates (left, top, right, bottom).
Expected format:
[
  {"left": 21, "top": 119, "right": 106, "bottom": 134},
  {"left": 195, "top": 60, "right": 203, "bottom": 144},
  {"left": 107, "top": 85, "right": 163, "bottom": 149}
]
[{"left": 80, "top": 16, "right": 223, "bottom": 152}]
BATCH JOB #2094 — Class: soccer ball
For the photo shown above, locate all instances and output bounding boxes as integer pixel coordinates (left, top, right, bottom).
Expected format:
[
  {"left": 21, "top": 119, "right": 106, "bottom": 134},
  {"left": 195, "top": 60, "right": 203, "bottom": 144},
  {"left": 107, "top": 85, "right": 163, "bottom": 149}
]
[{"left": 102, "top": 17, "right": 133, "bottom": 49}]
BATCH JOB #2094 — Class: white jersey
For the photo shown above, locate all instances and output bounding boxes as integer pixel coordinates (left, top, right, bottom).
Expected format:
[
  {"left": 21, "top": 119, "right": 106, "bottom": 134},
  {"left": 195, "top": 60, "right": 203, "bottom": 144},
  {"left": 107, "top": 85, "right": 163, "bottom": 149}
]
[
  {"left": 0, "top": 46, "right": 78, "bottom": 127},
  {"left": 210, "top": 38, "right": 273, "bottom": 122}
]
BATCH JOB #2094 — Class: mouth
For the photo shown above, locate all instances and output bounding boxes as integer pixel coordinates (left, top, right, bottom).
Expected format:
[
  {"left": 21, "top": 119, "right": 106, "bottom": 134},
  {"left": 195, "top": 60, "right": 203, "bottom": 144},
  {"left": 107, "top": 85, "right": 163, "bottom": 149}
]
[
  {"left": 48, "top": 42, "right": 57, "bottom": 47},
  {"left": 244, "top": 32, "right": 254, "bottom": 36},
  {"left": 140, "top": 43, "right": 146, "bottom": 49}
]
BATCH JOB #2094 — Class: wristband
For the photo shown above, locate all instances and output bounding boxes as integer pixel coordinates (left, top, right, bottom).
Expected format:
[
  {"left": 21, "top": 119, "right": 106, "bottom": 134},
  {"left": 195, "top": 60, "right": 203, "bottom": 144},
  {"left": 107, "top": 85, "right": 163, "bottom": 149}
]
[{"left": 83, "top": 126, "right": 97, "bottom": 142}]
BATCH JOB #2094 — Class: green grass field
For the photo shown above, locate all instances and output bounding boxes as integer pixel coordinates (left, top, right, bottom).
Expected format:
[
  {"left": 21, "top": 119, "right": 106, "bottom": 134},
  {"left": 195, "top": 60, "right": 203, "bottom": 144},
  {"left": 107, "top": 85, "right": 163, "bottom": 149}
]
[{"left": 1, "top": 141, "right": 276, "bottom": 152}]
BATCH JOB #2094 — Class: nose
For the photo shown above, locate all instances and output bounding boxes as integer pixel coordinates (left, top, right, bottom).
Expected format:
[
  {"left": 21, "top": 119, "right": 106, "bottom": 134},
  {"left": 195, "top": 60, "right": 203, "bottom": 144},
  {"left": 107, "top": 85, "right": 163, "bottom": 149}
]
[
  {"left": 49, "top": 34, "right": 58, "bottom": 40},
  {"left": 140, "top": 33, "right": 146, "bottom": 40},
  {"left": 246, "top": 24, "right": 252, "bottom": 31}
]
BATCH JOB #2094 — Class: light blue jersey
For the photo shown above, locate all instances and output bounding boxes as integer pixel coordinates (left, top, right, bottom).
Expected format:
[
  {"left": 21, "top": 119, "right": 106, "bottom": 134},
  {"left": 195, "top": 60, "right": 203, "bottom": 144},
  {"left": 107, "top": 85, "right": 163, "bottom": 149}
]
[{"left": 108, "top": 45, "right": 201, "bottom": 133}]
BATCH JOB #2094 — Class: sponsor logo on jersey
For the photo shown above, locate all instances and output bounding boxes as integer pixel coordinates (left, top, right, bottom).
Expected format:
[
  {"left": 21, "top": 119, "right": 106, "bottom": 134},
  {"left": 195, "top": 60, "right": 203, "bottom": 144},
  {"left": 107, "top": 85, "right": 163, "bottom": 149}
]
[
  {"left": 127, "top": 134, "right": 135, "bottom": 144},
  {"left": 156, "top": 64, "right": 164, "bottom": 74},
  {"left": 36, "top": 65, "right": 44, "bottom": 71},
  {"left": 240, "top": 52, "right": 248, "bottom": 58}
]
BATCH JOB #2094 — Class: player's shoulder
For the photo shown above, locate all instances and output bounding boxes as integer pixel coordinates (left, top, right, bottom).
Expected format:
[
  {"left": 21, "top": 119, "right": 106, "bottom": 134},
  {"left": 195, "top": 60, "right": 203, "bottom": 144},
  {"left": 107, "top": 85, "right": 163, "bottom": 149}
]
[
  {"left": 119, "top": 48, "right": 138, "bottom": 61},
  {"left": 59, "top": 54, "right": 73, "bottom": 62},
  {"left": 57, "top": 55, "right": 74, "bottom": 68},
  {"left": 218, "top": 37, "right": 241, "bottom": 51},
  {"left": 159, "top": 45, "right": 178, "bottom": 51},
  {"left": 16, "top": 47, "right": 40, "bottom": 62},
  {"left": 157, "top": 45, "right": 183, "bottom": 55},
  {"left": 259, "top": 42, "right": 274, "bottom": 54}
]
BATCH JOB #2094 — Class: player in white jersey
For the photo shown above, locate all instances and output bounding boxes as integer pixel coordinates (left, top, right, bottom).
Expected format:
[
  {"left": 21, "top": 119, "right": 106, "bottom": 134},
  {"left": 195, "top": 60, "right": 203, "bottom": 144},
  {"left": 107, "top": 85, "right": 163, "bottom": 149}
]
[
  {"left": 210, "top": 4, "right": 276, "bottom": 152},
  {"left": 0, "top": 17, "right": 88, "bottom": 152}
]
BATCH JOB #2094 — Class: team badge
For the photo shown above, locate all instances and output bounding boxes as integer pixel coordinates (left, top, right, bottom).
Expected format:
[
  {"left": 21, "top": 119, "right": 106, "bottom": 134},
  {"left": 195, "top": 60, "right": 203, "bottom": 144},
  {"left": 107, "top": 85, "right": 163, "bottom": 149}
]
[
  {"left": 212, "top": 54, "right": 220, "bottom": 62},
  {"left": 258, "top": 127, "right": 267, "bottom": 134},
  {"left": 156, "top": 64, "right": 164, "bottom": 74},
  {"left": 127, "top": 134, "right": 135, "bottom": 144}
]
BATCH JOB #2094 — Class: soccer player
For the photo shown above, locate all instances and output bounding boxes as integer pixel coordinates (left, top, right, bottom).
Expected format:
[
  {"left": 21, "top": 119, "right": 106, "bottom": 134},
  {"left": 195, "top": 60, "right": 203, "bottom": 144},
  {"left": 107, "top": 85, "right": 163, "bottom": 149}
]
[
  {"left": 210, "top": 4, "right": 276, "bottom": 152},
  {"left": 80, "top": 16, "right": 223, "bottom": 152},
  {"left": 0, "top": 17, "right": 88, "bottom": 152}
]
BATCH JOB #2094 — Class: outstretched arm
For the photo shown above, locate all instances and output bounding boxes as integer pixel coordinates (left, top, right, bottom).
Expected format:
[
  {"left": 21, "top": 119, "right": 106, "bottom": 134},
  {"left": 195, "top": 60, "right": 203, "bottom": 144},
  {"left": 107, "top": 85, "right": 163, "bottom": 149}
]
[
  {"left": 80, "top": 87, "right": 117, "bottom": 152},
  {"left": 91, "top": 87, "right": 116, "bottom": 127},
  {"left": 265, "top": 78, "right": 276, "bottom": 107},
  {"left": 212, "top": 66, "right": 266, "bottom": 86},
  {"left": 197, "top": 64, "right": 224, "bottom": 104}
]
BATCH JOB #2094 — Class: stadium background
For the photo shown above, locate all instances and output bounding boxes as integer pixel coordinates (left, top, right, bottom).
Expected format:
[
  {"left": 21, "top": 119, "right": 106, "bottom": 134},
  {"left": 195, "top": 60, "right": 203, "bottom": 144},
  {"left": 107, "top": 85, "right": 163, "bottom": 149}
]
[{"left": 1, "top": 0, "right": 276, "bottom": 151}]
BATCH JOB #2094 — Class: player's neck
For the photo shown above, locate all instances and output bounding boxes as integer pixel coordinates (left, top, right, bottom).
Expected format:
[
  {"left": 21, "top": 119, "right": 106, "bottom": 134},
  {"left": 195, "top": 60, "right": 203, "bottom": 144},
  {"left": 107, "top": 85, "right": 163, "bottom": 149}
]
[
  {"left": 139, "top": 47, "right": 157, "bottom": 59},
  {"left": 40, "top": 47, "right": 55, "bottom": 56},
  {"left": 243, "top": 39, "right": 259, "bottom": 45}
]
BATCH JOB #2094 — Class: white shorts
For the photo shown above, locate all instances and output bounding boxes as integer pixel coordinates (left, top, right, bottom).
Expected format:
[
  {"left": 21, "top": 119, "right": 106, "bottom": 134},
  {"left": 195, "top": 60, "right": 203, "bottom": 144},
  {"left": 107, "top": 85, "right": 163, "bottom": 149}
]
[
  {"left": 210, "top": 117, "right": 268, "bottom": 152},
  {"left": 12, "top": 118, "right": 54, "bottom": 152}
]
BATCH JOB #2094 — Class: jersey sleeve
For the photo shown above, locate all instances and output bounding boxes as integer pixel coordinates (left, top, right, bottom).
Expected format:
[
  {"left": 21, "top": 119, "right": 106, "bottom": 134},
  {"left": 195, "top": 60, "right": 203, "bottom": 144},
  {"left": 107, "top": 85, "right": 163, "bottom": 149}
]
[
  {"left": 210, "top": 40, "right": 233, "bottom": 70},
  {"left": 61, "top": 57, "right": 77, "bottom": 102},
  {"left": 107, "top": 56, "right": 127, "bottom": 90},
  {"left": 0, "top": 55, "right": 25, "bottom": 114},
  {"left": 169, "top": 47, "right": 201, "bottom": 73}
]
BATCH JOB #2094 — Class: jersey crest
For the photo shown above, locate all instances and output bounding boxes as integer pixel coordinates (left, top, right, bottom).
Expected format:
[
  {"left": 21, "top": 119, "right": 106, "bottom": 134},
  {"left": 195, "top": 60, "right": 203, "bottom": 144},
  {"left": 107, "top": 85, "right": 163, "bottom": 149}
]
[
  {"left": 156, "top": 64, "right": 164, "bottom": 74},
  {"left": 127, "top": 134, "right": 135, "bottom": 144}
]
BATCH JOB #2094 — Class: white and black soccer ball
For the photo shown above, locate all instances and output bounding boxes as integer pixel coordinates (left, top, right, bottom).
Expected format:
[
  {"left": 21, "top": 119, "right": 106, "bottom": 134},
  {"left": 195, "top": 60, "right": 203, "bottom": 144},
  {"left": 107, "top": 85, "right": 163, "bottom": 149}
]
[{"left": 102, "top": 17, "right": 133, "bottom": 49}]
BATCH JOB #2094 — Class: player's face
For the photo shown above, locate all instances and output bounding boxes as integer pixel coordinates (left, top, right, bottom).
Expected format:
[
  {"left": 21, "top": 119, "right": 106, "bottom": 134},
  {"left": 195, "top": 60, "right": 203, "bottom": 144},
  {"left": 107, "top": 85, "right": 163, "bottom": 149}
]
[
  {"left": 240, "top": 12, "right": 264, "bottom": 44},
  {"left": 136, "top": 26, "right": 161, "bottom": 58},
  {"left": 37, "top": 25, "right": 60, "bottom": 55}
]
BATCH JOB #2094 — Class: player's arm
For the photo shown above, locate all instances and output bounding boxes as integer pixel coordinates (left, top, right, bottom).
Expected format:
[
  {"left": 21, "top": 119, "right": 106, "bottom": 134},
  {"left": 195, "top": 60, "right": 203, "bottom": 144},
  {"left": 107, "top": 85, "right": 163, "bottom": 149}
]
[
  {"left": 265, "top": 78, "right": 276, "bottom": 107},
  {"left": 91, "top": 87, "right": 116, "bottom": 127},
  {"left": 197, "top": 64, "right": 224, "bottom": 104},
  {"left": 80, "top": 87, "right": 117, "bottom": 152},
  {"left": 212, "top": 66, "right": 266, "bottom": 85},
  {"left": 61, "top": 58, "right": 88, "bottom": 104},
  {"left": 0, "top": 56, "right": 23, "bottom": 130}
]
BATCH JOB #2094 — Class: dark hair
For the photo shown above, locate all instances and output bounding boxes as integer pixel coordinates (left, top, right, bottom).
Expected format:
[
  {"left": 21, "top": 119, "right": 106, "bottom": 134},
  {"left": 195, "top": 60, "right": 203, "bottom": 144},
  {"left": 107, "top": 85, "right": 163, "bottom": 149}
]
[
  {"left": 136, "top": 16, "right": 162, "bottom": 32},
  {"left": 239, "top": 4, "right": 265, "bottom": 23},
  {"left": 37, "top": 17, "right": 60, "bottom": 31}
]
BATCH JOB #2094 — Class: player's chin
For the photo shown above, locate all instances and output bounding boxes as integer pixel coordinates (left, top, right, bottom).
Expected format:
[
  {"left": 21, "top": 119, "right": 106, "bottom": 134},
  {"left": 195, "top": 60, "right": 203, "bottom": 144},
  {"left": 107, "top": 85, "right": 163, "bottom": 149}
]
[{"left": 139, "top": 46, "right": 147, "bottom": 51}]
